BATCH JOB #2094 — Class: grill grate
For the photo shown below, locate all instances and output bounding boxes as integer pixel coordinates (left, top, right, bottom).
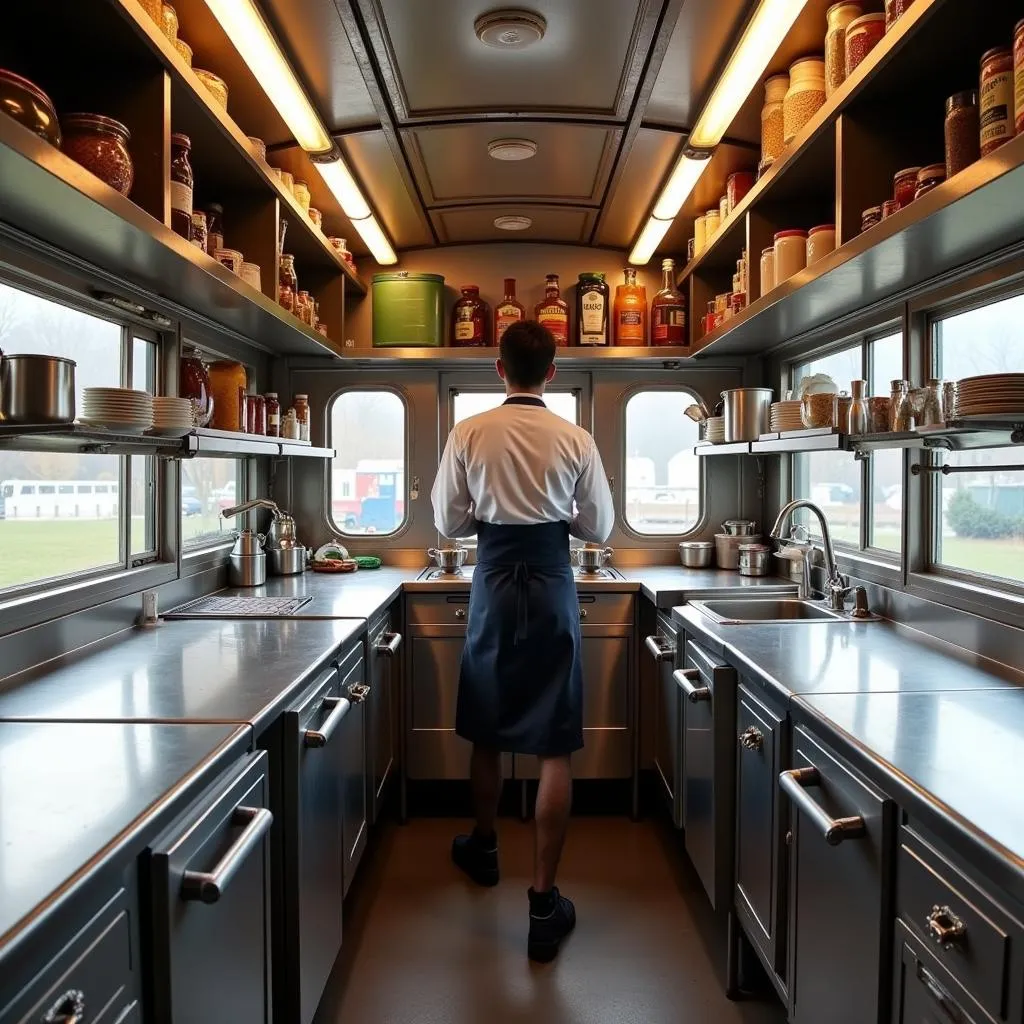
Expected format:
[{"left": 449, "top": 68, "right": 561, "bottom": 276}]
[{"left": 164, "top": 595, "right": 313, "bottom": 618}]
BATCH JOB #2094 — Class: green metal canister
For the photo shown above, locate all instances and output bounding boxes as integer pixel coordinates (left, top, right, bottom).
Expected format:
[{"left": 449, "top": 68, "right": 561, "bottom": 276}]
[{"left": 371, "top": 272, "right": 445, "bottom": 347}]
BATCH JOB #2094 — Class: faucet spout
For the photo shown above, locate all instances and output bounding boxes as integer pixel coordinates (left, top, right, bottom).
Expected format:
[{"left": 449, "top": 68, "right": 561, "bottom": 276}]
[{"left": 770, "top": 499, "right": 846, "bottom": 602}]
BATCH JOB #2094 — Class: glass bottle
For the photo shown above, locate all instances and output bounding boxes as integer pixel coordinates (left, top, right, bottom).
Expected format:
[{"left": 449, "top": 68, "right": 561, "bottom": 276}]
[
  {"left": 890, "top": 379, "right": 911, "bottom": 431},
  {"left": 297, "top": 290, "right": 313, "bottom": 326},
  {"left": 534, "top": 274, "right": 570, "bottom": 346},
  {"left": 278, "top": 254, "right": 298, "bottom": 313},
  {"left": 650, "top": 258, "right": 687, "bottom": 346},
  {"left": 494, "top": 278, "right": 525, "bottom": 345},
  {"left": 451, "top": 285, "right": 489, "bottom": 347},
  {"left": 847, "top": 379, "right": 869, "bottom": 435},
  {"left": 613, "top": 268, "right": 648, "bottom": 346},
  {"left": 576, "top": 273, "right": 609, "bottom": 346},
  {"left": 190, "top": 210, "right": 208, "bottom": 252},
  {"left": 179, "top": 346, "right": 213, "bottom": 427},
  {"left": 170, "top": 133, "right": 194, "bottom": 241},
  {"left": 293, "top": 394, "right": 310, "bottom": 442},
  {"left": 265, "top": 392, "right": 280, "bottom": 437}
]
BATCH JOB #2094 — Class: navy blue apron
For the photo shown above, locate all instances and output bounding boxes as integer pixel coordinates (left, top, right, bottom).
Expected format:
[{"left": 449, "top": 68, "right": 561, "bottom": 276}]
[{"left": 455, "top": 397, "right": 584, "bottom": 757}]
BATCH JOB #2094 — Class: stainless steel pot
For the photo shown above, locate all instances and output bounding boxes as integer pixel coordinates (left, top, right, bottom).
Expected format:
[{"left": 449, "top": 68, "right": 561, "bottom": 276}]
[
  {"left": 268, "top": 546, "right": 306, "bottom": 576},
  {"left": 738, "top": 543, "right": 771, "bottom": 577},
  {"left": 722, "top": 519, "right": 758, "bottom": 536},
  {"left": 574, "top": 546, "right": 613, "bottom": 571},
  {"left": 715, "top": 532, "right": 763, "bottom": 570},
  {"left": 0, "top": 353, "right": 76, "bottom": 424},
  {"left": 428, "top": 546, "right": 467, "bottom": 572},
  {"left": 678, "top": 541, "right": 714, "bottom": 567},
  {"left": 229, "top": 552, "right": 267, "bottom": 586},
  {"left": 721, "top": 387, "right": 773, "bottom": 442}
]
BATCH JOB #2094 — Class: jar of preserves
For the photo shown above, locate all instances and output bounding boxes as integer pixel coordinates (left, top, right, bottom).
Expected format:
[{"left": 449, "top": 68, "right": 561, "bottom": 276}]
[
  {"left": 205, "top": 204, "right": 224, "bottom": 253},
  {"left": 246, "top": 394, "right": 266, "bottom": 435},
  {"left": 694, "top": 213, "right": 707, "bottom": 254},
  {"left": 576, "top": 273, "right": 609, "bottom": 346},
  {"left": 297, "top": 290, "right": 314, "bottom": 326},
  {"left": 170, "top": 133, "right": 193, "bottom": 241},
  {"left": 945, "top": 91, "right": 980, "bottom": 179},
  {"left": 981, "top": 47, "right": 1013, "bottom": 156},
  {"left": 61, "top": 114, "right": 134, "bottom": 196},
  {"left": 293, "top": 394, "right": 310, "bottom": 442},
  {"left": 892, "top": 166, "right": 921, "bottom": 208},
  {"left": 179, "top": 347, "right": 213, "bottom": 427},
  {"left": 293, "top": 180, "right": 311, "bottom": 213},
  {"left": 452, "top": 284, "right": 490, "bottom": 347},
  {"left": 807, "top": 224, "right": 836, "bottom": 264},
  {"left": 265, "top": 393, "right": 280, "bottom": 437},
  {"left": 279, "top": 254, "right": 298, "bottom": 313},
  {"left": 761, "top": 74, "right": 789, "bottom": 163},
  {"left": 727, "top": 171, "right": 756, "bottom": 212},
  {"left": 208, "top": 360, "right": 247, "bottom": 432},
  {"left": 773, "top": 229, "right": 808, "bottom": 284},
  {"left": 784, "top": 58, "right": 826, "bottom": 144},
  {"left": 190, "top": 210, "right": 208, "bottom": 252},
  {"left": 825, "top": 3, "right": 862, "bottom": 97},
  {"left": 884, "top": 0, "right": 914, "bottom": 29},
  {"left": 845, "top": 13, "right": 885, "bottom": 77},
  {"left": 1015, "top": 21, "right": 1024, "bottom": 136},
  {"left": 861, "top": 205, "right": 882, "bottom": 232},
  {"left": 915, "top": 163, "right": 946, "bottom": 199},
  {"left": 760, "top": 247, "right": 776, "bottom": 295},
  {"left": 881, "top": 199, "right": 899, "bottom": 219}
]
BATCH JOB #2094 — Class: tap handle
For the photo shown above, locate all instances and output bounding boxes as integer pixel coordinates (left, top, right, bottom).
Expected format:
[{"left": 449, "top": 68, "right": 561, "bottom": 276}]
[{"left": 852, "top": 587, "right": 871, "bottom": 618}]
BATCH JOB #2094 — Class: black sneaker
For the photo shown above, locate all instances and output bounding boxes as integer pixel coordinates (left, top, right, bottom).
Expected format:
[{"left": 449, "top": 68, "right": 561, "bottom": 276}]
[
  {"left": 451, "top": 831, "right": 499, "bottom": 887},
  {"left": 527, "top": 887, "right": 576, "bottom": 963}
]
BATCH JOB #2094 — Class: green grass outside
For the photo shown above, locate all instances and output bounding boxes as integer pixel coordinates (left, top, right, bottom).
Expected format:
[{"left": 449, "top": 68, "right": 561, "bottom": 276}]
[{"left": 0, "top": 519, "right": 120, "bottom": 588}]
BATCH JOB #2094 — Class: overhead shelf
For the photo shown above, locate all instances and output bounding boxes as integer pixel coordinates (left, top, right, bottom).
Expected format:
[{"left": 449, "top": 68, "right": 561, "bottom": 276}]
[{"left": 330, "top": 345, "right": 697, "bottom": 365}]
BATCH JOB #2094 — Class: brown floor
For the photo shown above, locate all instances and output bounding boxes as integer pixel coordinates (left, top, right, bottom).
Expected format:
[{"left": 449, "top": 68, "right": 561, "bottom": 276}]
[{"left": 314, "top": 816, "right": 786, "bottom": 1024}]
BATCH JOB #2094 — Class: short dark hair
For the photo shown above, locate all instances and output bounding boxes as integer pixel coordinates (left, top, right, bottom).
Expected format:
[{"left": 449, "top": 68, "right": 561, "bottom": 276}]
[{"left": 499, "top": 320, "right": 556, "bottom": 388}]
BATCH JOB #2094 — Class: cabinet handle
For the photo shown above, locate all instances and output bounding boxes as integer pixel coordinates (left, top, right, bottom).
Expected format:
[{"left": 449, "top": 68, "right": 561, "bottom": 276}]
[
  {"left": 926, "top": 905, "right": 967, "bottom": 949},
  {"left": 673, "top": 668, "right": 711, "bottom": 703},
  {"left": 778, "top": 767, "right": 866, "bottom": 846},
  {"left": 644, "top": 635, "right": 675, "bottom": 662},
  {"left": 304, "top": 696, "right": 350, "bottom": 748},
  {"left": 916, "top": 961, "right": 968, "bottom": 1022},
  {"left": 375, "top": 631, "right": 403, "bottom": 655},
  {"left": 579, "top": 608, "right": 587, "bottom": 619},
  {"left": 348, "top": 682, "right": 371, "bottom": 704},
  {"left": 181, "top": 806, "right": 273, "bottom": 904},
  {"left": 42, "top": 990, "right": 85, "bottom": 1023},
  {"left": 739, "top": 726, "right": 763, "bottom": 751},
  {"left": 455, "top": 608, "right": 466, "bottom": 619}
]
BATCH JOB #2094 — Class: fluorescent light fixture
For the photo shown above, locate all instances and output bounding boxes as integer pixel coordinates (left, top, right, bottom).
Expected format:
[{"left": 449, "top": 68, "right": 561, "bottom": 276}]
[
  {"left": 688, "top": 0, "right": 809, "bottom": 148},
  {"left": 314, "top": 157, "right": 372, "bottom": 221},
  {"left": 351, "top": 214, "right": 397, "bottom": 266},
  {"left": 203, "top": 0, "right": 333, "bottom": 153},
  {"left": 628, "top": 216, "right": 673, "bottom": 266},
  {"left": 652, "top": 152, "right": 712, "bottom": 220}
]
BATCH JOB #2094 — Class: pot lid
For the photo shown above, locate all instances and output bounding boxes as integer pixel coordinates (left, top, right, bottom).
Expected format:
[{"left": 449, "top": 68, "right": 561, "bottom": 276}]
[{"left": 231, "top": 529, "right": 264, "bottom": 556}]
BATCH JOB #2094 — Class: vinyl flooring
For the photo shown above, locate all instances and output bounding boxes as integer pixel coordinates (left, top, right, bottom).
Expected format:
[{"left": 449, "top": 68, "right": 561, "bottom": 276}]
[{"left": 314, "top": 815, "right": 787, "bottom": 1024}]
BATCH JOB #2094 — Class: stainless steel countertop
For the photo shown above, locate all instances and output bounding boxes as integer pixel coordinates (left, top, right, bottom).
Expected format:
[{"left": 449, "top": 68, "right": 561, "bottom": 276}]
[
  {"left": 619, "top": 566, "right": 797, "bottom": 606},
  {"left": 0, "top": 618, "right": 365, "bottom": 734},
  {"left": 0, "top": 720, "right": 250, "bottom": 960}
]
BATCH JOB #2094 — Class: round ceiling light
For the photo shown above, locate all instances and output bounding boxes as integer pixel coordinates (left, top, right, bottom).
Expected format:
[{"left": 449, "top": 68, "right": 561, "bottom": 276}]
[
  {"left": 487, "top": 138, "right": 538, "bottom": 161},
  {"left": 494, "top": 215, "right": 532, "bottom": 231},
  {"left": 474, "top": 8, "right": 547, "bottom": 49}
]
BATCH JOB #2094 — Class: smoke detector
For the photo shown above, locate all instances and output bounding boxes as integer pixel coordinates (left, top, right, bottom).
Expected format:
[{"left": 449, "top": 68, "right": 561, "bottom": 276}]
[
  {"left": 494, "top": 215, "right": 532, "bottom": 231},
  {"left": 474, "top": 9, "right": 547, "bottom": 49},
  {"left": 487, "top": 138, "right": 538, "bottom": 161}
]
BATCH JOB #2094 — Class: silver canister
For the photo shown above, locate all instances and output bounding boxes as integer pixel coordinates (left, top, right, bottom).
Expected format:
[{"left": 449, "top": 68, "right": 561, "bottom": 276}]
[
  {"left": 738, "top": 543, "right": 771, "bottom": 576},
  {"left": 715, "top": 532, "right": 763, "bottom": 570},
  {"left": 0, "top": 353, "right": 76, "bottom": 424},
  {"left": 268, "top": 546, "right": 306, "bottom": 576},
  {"left": 678, "top": 541, "right": 714, "bottom": 567},
  {"left": 721, "top": 388, "right": 773, "bottom": 442},
  {"left": 229, "top": 552, "right": 267, "bottom": 586},
  {"left": 722, "top": 519, "right": 758, "bottom": 536}
]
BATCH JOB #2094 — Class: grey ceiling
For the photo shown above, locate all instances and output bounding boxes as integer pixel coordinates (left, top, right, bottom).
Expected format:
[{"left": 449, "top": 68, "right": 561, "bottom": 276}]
[{"left": 261, "top": 0, "right": 756, "bottom": 252}]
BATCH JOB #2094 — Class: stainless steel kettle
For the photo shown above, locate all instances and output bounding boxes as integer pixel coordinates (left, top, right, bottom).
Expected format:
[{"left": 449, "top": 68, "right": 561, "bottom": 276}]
[
  {"left": 228, "top": 529, "right": 267, "bottom": 586},
  {"left": 223, "top": 498, "right": 305, "bottom": 576}
]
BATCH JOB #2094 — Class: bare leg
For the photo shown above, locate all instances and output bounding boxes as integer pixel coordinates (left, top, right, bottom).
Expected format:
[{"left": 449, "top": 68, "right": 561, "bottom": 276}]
[
  {"left": 471, "top": 745, "right": 502, "bottom": 839},
  {"left": 533, "top": 754, "right": 572, "bottom": 891}
]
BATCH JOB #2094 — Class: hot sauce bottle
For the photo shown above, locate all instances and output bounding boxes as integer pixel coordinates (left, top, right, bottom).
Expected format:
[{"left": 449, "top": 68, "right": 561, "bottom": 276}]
[
  {"left": 534, "top": 273, "right": 569, "bottom": 346},
  {"left": 613, "top": 267, "right": 647, "bottom": 345},
  {"left": 650, "top": 258, "right": 687, "bottom": 346},
  {"left": 494, "top": 278, "right": 525, "bottom": 345}
]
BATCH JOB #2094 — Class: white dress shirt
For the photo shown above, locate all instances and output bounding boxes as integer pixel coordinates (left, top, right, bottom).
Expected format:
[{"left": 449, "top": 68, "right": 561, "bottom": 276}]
[{"left": 432, "top": 399, "right": 614, "bottom": 543}]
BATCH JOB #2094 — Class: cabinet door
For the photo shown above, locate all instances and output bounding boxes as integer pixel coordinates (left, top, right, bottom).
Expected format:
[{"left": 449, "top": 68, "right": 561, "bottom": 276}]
[
  {"left": 895, "top": 927, "right": 982, "bottom": 1024},
  {"left": 148, "top": 752, "right": 272, "bottom": 1024},
  {"left": 735, "top": 684, "right": 785, "bottom": 972},
  {"left": 786, "top": 725, "right": 893, "bottom": 1024},
  {"left": 407, "top": 626, "right": 469, "bottom": 780},
  {"left": 338, "top": 648, "right": 368, "bottom": 897},
  {"left": 646, "top": 627, "right": 680, "bottom": 824},
  {"left": 369, "top": 615, "right": 402, "bottom": 822}
]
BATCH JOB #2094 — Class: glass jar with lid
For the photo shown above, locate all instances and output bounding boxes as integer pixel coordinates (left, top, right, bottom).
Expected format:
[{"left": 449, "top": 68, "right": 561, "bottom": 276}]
[
  {"left": 980, "top": 47, "right": 1013, "bottom": 156},
  {"left": 915, "top": 163, "right": 946, "bottom": 199},
  {"left": 278, "top": 254, "right": 298, "bottom": 313},
  {"left": 945, "top": 91, "right": 980, "bottom": 178},
  {"left": 265, "top": 393, "right": 281, "bottom": 437},
  {"left": 784, "top": 58, "right": 825, "bottom": 145},
  {"left": 761, "top": 74, "right": 789, "bottom": 165},
  {"left": 893, "top": 166, "right": 921, "bottom": 208},
  {"left": 703, "top": 207, "right": 721, "bottom": 240},
  {"left": 170, "top": 133, "right": 193, "bottom": 241},
  {"left": 760, "top": 247, "right": 776, "bottom": 295},
  {"left": 451, "top": 285, "right": 490, "bottom": 347},
  {"left": 293, "top": 394, "right": 310, "bottom": 441},
  {"left": 846, "top": 13, "right": 885, "bottom": 77},
  {"left": 825, "top": 3, "right": 862, "bottom": 96}
]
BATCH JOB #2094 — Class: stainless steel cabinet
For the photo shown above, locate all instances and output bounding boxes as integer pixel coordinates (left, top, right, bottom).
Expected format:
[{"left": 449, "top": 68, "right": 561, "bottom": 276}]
[
  {"left": 147, "top": 751, "right": 273, "bottom": 1024},
  {"left": 645, "top": 615, "right": 682, "bottom": 827},
  {"left": 784, "top": 724, "right": 894, "bottom": 1024},
  {"left": 368, "top": 605, "right": 402, "bottom": 823},
  {"left": 336, "top": 643, "right": 368, "bottom": 897}
]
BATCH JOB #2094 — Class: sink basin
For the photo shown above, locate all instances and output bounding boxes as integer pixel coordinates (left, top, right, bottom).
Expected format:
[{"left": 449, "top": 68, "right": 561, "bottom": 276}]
[{"left": 690, "top": 598, "right": 849, "bottom": 624}]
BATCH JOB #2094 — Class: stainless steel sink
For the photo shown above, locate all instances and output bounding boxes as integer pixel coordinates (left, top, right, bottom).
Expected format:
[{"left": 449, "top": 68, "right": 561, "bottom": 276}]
[{"left": 690, "top": 598, "right": 851, "bottom": 624}]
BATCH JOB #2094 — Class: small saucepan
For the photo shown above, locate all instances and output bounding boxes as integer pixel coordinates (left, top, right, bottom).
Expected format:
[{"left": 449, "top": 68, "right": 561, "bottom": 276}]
[
  {"left": 428, "top": 546, "right": 467, "bottom": 572},
  {"left": 574, "top": 546, "right": 614, "bottom": 572}
]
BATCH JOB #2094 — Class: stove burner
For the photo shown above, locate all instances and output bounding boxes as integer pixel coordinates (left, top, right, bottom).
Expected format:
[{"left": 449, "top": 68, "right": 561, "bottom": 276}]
[{"left": 427, "top": 568, "right": 466, "bottom": 580}]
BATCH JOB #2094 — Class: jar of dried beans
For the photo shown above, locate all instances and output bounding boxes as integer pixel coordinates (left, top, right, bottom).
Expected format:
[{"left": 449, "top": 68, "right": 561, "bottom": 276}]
[
  {"left": 893, "top": 167, "right": 921, "bottom": 209},
  {"left": 783, "top": 58, "right": 825, "bottom": 145},
  {"left": 884, "top": 0, "right": 914, "bottom": 29},
  {"left": 980, "top": 47, "right": 1013, "bottom": 156},
  {"left": 825, "top": 3, "right": 862, "bottom": 97},
  {"left": 845, "top": 13, "right": 885, "bottom": 77},
  {"left": 944, "top": 90, "right": 979, "bottom": 178},
  {"left": 761, "top": 74, "right": 789, "bottom": 164}
]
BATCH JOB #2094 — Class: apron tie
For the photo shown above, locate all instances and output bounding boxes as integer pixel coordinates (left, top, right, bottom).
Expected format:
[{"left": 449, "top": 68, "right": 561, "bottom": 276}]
[{"left": 513, "top": 561, "right": 529, "bottom": 645}]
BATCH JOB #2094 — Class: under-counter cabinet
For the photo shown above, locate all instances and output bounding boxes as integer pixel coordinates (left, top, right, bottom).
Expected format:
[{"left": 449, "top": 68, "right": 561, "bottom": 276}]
[
  {"left": 646, "top": 613, "right": 683, "bottom": 827},
  {"left": 368, "top": 604, "right": 402, "bottom": 824}
]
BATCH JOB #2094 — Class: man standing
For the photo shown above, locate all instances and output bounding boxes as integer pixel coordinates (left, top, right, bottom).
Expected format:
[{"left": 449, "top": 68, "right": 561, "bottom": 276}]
[{"left": 431, "top": 320, "right": 614, "bottom": 962}]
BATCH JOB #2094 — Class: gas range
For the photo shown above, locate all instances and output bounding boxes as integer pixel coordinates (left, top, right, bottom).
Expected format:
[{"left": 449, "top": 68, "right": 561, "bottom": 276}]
[{"left": 415, "top": 565, "right": 626, "bottom": 584}]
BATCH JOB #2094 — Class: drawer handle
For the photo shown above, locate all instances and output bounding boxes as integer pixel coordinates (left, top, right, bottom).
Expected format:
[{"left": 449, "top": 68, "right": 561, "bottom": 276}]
[
  {"left": 304, "top": 696, "right": 350, "bottom": 747},
  {"left": 181, "top": 806, "right": 273, "bottom": 904},
  {"left": 348, "top": 682, "right": 371, "bottom": 704},
  {"left": 917, "top": 961, "right": 968, "bottom": 1022},
  {"left": 673, "top": 668, "right": 711, "bottom": 703},
  {"left": 644, "top": 635, "right": 675, "bottom": 662},
  {"left": 455, "top": 608, "right": 466, "bottom": 619},
  {"left": 779, "top": 767, "right": 866, "bottom": 846},
  {"left": 926, "top": 905, "right": 967, "bottom": 949},
  {"left": 739, "top": 726, "right": 763, "bottom": 751},
  {"left": 42, "top": 990, "right": 85, "bottom": 1023},
  {"left": 375, "top": 631, "right": 403, "bottom": 655}
]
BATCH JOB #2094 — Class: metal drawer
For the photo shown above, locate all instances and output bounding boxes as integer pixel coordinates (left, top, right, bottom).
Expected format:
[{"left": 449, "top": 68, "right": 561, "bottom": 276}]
[
  {"left": 405, "top": 595, "right": 470, "bottom": 624},
  {"left": 576, "top": 593, "right": 633, "bottom": 623},
  {"left": 898, "top": 826, "right": 1021, "bottom": 1021}
]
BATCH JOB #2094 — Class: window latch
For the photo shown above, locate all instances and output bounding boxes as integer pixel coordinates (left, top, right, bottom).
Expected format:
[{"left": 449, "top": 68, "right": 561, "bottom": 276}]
[{"left": 95, "top": 292, "right": 173, "bottom": 328}]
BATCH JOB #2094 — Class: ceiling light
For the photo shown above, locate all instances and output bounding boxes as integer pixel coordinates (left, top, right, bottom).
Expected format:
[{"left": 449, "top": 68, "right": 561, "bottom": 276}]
[
  {"left": 688, "top": 0, "right": 810, "bottom": 148},
  {"left": 628, "top": 217, "right": 673, "bottom": 266},
  {"left": 652, "top": 151, "right": 713, "bottom": 221},
  {"left": 494, "top": 215, "right": 532, "bottom": 231},
  {"left": 351, "top": 213, "right": 397, "bottom": 265},
  {"left": 203, "top": 0, "right": 333, "bottom": 154},
  {"left": 475, "top": 8, "right": 547, "bottom": 49},
  {"left": 312, "top": 154, "right": 372, "bottom": 221},
  {"left": 487, "top": 138, "right": 538, "bottom": 161}
]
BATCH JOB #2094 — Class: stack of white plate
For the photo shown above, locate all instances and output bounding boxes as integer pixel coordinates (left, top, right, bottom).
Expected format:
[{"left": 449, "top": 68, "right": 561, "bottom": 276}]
[
  {"left": 769, "top": 400, "right": 803, "bottom": 432},
  {"left": 80, "top": 388, "right": 154, "bottom": 433},
  {"left": 151, "top": 396, "right": 196, "bottom": 436},
  {"left": 705, "top": 416, "right": 726, "bottom": 443},
  {"left": 956, "top": 374, "right": 1024, "bottom": 418}
]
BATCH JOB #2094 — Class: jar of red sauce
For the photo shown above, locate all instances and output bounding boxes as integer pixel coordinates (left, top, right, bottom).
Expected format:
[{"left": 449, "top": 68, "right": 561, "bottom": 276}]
[
  {"left": 845, "top": 13, "right": 885, "bottom": 77},
  {"left": 726, "top": 171, "right": 755, "bottom": 213},
  {"left": 981, "top": 47, "right": 1014, "bottom": 156},
  {"left": 884, "top": 0, "right": 914, "bottom": 29},
  {"left": 893, "top": 166, "right": 921, "bottom": 209}
]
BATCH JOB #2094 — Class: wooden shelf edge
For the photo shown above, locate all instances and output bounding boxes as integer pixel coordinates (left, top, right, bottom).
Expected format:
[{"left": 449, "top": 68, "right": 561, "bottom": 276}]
[{"left": 332, "top": 345, "right": 697, "bottom": 362}]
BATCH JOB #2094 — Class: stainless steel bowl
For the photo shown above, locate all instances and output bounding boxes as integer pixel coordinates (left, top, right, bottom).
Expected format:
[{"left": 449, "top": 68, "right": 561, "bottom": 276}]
[
  {"left": 0, "top": 353, "right": 76, "bottom": 424},
  {"left": 428, "top": 547, "right": 467, "bottom": 572},
  {"left": 268, "top": 546, "right": 306, "bottom": 576},
  {"left": 575, "top": 546, "right": 613, "bottom": 571},
  {"left": 678, "top": 541, "right": 714, "bottom": 567}
]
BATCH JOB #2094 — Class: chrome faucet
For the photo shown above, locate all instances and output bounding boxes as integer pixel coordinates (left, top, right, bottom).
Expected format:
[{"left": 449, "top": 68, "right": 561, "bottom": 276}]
[{"left": 770, "top": 499, "right": 851, "bottom": 610}]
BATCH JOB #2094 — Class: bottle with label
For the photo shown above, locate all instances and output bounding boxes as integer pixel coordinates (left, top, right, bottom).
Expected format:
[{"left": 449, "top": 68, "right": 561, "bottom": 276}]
[
  {"left": 451, "top": 285, "right": 490, "bottom": 347},
  {"left": 265, "top": 392, "right": 280, "bottom": 437},
  {"left": 494, "top": 278, "right": 525, "bottom": 345},
  {"left": 650, "top": 258, "right": 686, "bottom": 346},
  {"left": 576, "top": 273, "right": 609, "bottom": 346},
  {"left": 170, "top": 133, "right": 194, "bottom": 241},
  {"left": 613, "top": 268, "right": 648, "bottom": 346},
  {"left": 534, "top": 274, "right": 570, "bottom": 346}
]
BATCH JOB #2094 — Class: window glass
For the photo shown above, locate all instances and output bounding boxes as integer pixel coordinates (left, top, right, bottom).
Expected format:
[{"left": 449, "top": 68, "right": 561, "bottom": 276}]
[
  {"left": 792, "top": 451, "right": 862, "bottom": 545},
  {"left": 131, "top": 456, "right": 157, "bottom": 557},
  {"left": 624, "top": 390, "right": 701, "bottom": 535},
  {"left": 181, "top": 458, "right": 246, "bottom": 549},
  {"left": 791, "top": 345, "right": 861, "bottom": 396},
  {"left": 330, "top": 391, "right": 406, "bottom": 536},
  {"left": 869, "top": 333, "right": 903, "bottom": 552},
  {"left": 452, "top": 391, "right": 579, "bottom": 425}
]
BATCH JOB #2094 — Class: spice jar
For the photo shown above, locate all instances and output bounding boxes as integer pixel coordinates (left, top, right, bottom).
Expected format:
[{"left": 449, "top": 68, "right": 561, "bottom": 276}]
[
  {"left": 240, "top": 262, "right": 261, "bottom": 291},
  {"left": 208, "top": 360, "right": 247, "bottom": 432},
  {"left": 915, "top": 163, "right": 946, "bottom": 200},
  {"left": 279, "top": 254, "right": 298, "bottom": 313},
  {"left": 308, "top": 207, "right": 323, "bottom": 230},
  {"left": 264, "top": 393, "right": 281, "bottom": 437},
  {"left": 293, "top": 394, "right": 310, "bottom": 442},
  {"left": 845, "top": 13, "right": 885, "bottom": 77},
  {"left": 293, "top": 180, "right": 311, "bottom": 213},
  {"left": 893, "top": 166, "right": 921, "bottom": 209},
  {"left": 762, "top": 74, "right": 789, "bottom": 164},
  {"left": 945, "top": 91, "right": 980, "bottom": 178},
  {"left": 890, "top": 379, "right": 911, "bottom": 431},
  {"left": 139, "top": 0, "right": 162, "bottom": 24},
  {"left": 297, "top": 290, "right": 314, "bottom": 326},
  {"left": 694, "top": 213, "right": 707, "bottom": 254},
  {"left": 881, "top": 199, "right": 899, "bottom": 219},
  {"left": 861, "top": 205, "right": 882, "bottom": 232},
  {"left": 807, "top": 224, "right": 836, "bottom": 264},
  {"left": 1015, "top": 22, "right": 1024, "bottom": 136},
  {"left": 784, "top": 58, "right": 826, "bottom": 144},
  {"left": 204, "top": 203, "right": 224, "bottom": 254},
  {"left": 833, "top": 392, "right": 852, "bottom": 433},
  {"left": 61, "top": 114, "right": 134, "bottom": 196},
  {"left": 981, "top": 47, "right": 1013, "bottom": 156},
  {"left": 760, "top": 247, "right": 776, "bottom": 295},
  {"left": 826, "top": 3, "right": 862, "bottom": 97},
  {"left": 884, "top": 0, "right": 914, "bottom": 29},
  {"left": 174, "top": 39, "right": 193, "bottom": 67},
  {"left": 170, "top": 133, "right": 193, "bottom": 241},
  {"left": 452, "top": 285, "right": 489, "bottom": 346},
  {"left": 160, "top": 3, "right": 178, "bottom": 41},
  {"left": 774, "top": 229, "right": 808, "bottom": 285},
  {"left": 189, "top": 211, "right": 208, "bottom": 252},
  {"left": 703, "top": 207, "right": 721, "bottom": 240},
  {"left": 727, "top": 171, "right": 756, "bottom": 213},
  {"left": 869, "top": 396, "right": 890, "bottom": 432}
]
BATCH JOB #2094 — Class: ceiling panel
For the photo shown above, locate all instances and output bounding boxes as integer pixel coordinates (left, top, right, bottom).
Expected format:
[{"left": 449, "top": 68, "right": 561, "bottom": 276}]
[
  {"left": 596, "top": 128, "right": 682, "bottom": 248},
  {"left": 432, "top": 206, "right": 595, "bottom": 245},
  {"left": 361, "top": 0, "right": 659, "bottom": 120},
  {"left": 405, "top": 123, "right": 618, "bottom": 207}
]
